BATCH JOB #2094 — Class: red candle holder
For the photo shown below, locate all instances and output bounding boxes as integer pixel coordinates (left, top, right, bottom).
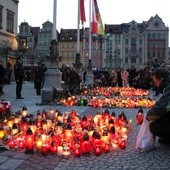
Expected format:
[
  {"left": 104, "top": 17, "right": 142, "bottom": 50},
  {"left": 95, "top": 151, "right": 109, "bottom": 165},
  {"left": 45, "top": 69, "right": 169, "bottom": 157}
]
[
  {"left": 25, "top": 127, "right": 34, "bottom": 154},
  {"left": 81, "top": 133, "right": 91, "bottom": 154}
]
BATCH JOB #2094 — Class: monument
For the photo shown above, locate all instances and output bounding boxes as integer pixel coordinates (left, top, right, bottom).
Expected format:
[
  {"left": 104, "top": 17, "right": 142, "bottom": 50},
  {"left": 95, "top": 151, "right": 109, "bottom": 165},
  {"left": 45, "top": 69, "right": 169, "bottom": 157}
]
[{"left": 41, "top": 0, "right": 62, "bottom": 104}]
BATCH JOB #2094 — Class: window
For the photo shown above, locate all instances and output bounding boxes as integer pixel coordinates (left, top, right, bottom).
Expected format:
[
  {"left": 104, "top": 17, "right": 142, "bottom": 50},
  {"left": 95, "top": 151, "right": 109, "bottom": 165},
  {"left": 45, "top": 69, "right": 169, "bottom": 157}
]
[
  {"left": 148, "top": 51, "right": 150, "bottom": 58},
  {"left": 0, "top": 5, "right": 3, "bottom": 29},
  {"left": 125, "top": 39, "right": 128, "bottom": 45},
  {"left": 72, "top": 44, "right": 74, "bottom": 49},
  {"left": 157, "top": 33, "right": 161, "bottom": 39},
  {"left": 131, "top": 57, "right": 136, "bottom": 63},
  {"left": 147, "top": 33, "right": 151, "bottom": 39},
  {"left": 139, "top": 57, "right": 142, "bottom": 63},
  {"left": 152, "top": 33, "right": 156, "bottom": 39},
  {"left": 6, "top": 9, "right": 14, "bottom": 33},
  {"left": 157, "top": 52, "right": 160, "bottom": 58},
  {"left": 131, "top": 47, "right": 136, "bottom": 53},
  {"left": 139, "top": 48, "right": 142, "bottom": 55},
  {"left": 131, "top": 38, "right": 136, "bottom": 44},
  {"left": 139, "top": 39, "right": 142, "bottom": 45},
  {"left": 125, "top": 57, "right": 128, "bottom": 63}
]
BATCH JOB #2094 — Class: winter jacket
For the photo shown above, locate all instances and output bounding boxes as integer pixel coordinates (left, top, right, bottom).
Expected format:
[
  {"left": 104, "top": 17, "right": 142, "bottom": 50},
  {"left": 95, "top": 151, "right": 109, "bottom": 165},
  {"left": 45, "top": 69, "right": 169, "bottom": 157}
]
[{"left": 147, "top": 74, "right": 170, "bottom": 117}]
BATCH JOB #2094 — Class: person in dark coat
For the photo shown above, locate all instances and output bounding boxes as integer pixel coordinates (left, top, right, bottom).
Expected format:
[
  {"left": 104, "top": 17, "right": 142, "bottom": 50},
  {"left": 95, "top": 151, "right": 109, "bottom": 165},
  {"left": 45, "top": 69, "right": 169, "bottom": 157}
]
[
  {"left": 0, "top": 60, "right": 6, "bottom": 95},
  {"left": 63, "top": 67, "right": 82, "bottom": 95},
  {"left": 152, "top": 57, "right": 161, "bottom": 96},
  {"left": 128, "top": 66, "right": 137, "bottom": 87},
  {"left": 14, "top": 57, "right": 24, "bottom": 99},
  {"left": 6, "top": 62, "right": 12, "bottom": 84},
  {"left": 146, "top": 68, "right": 170, "bottom": 145},
  {"left": 34, "top": 62, "right": 47, "bottom": 95}
]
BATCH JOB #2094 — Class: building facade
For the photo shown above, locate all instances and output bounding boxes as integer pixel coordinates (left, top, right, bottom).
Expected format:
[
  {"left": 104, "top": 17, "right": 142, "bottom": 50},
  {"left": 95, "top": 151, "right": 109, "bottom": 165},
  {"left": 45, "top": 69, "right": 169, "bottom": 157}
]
[
  {"left": 0, "top": 0, "right": 18, "bottom": 67},
  {"left": 37, "top": 21, "right": 53, "bottom": 58},
  {"left": 17, "top": 21, "right": 40, "bottom": 68},
  {"left": 83, "top": 28, "right": 103, "bottom": 69},
  {"left": 17, "top": 14, "right": 169, "bottom": 71},
  {"left": 103, "top": 14, "right": 169, "bottom": 70},
  {"left": 59, "top": 28, "right": 84, "bottom": 68},
  {"left": 104, "top": 25, "right": 123, "bottom": 69}
]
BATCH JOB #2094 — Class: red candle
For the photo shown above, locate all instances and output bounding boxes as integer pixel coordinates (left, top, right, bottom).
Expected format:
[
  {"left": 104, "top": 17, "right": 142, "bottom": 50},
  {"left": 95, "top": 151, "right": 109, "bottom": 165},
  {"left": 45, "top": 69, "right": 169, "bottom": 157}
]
[
  {"left": 41, "top": 144, "right": 48, "bottom": 156},
  {"left": 81, "top": 133, "right": 91, "bottom": 154},
  {"left": 8, "top": 139, "right": 14, "bottom": 149},
  {"left": 94, "top": 146, "right": 101, "bottom": 156},
  {"left": 50, "top": 144, "right": 57, "bottom": 154},
  {"left": 18, "top": 139, "right": 25, "bottom": 149},
  {"left": 136, "top": 112, "right": 144, "bottom": 125},
  {"left": 74, "top": 147, "right": 80, "bottom": 157},
  {"left": 25, "top": 127, "right": 34, "bottom": 154},
  {"left": 104, "top": 143, "right": 110, "bottom": 153},
  {"left": 119, "top": 139, "right": 126, "bottom": 149}
]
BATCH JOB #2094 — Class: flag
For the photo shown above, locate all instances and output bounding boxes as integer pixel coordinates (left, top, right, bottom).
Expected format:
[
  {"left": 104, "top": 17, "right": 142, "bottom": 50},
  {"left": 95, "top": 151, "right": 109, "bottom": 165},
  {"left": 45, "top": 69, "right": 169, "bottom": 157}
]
[
  {"left": 80, "top": 0, "right": 86, "bottom": 26},
  {"left": 91, "top": 0, "right": 104, "bottom": 35}
]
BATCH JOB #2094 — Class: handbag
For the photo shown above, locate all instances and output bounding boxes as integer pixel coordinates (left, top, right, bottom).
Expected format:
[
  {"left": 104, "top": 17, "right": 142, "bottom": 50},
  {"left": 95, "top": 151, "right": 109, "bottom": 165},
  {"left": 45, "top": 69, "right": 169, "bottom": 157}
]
[{"left": 136, "top": 115, "right": 155, "bottom": 152}]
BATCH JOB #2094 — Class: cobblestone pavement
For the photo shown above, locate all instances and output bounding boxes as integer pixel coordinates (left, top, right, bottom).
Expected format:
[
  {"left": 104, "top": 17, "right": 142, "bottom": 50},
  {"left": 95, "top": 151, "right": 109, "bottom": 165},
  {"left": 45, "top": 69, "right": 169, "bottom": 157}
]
[{"left": 0, "top": 81, "right": 170, "bottom": 170}]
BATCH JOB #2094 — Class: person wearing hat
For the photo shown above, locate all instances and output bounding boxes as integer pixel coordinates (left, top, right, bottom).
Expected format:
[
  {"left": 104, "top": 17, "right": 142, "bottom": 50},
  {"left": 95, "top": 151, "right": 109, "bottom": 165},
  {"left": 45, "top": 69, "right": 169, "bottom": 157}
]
[
  {"left": 14, "top": 57, "right": 24, "bottom": 99},
  {"left": 146, "top": 67, "right": 170, "bottom": 145}
]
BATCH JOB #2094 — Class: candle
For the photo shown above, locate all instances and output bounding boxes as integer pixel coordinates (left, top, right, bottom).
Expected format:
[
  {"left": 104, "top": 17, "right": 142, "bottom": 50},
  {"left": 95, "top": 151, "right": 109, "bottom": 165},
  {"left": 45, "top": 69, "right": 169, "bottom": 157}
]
[
  {"left": 11, "top": 123, "right": 18, "bottom": 136},
  {"left": 18, "top": 139, "right": 25, "bottom": 149},
  {"left": 41, "top": 144, "right": 48, "bottom": 156},
  {"left": 57, "top": 146, "right": 63, "bottom": 156},
  {"left": 25, "top": 127, "right": 34, "bottom": 154},
  {"left": 35, "top": 134, "right": 43, "bottom": 151},
  {"left": 104, "top": 143, "right": 110, "bottom": 153},
  {"left": 7, "top": 119, "right": 13, "bottom": 129},
  {"left": 0, "top": 126, "right": 5, "bottom": 139},
  {"left": 8, "top": 139, "right": 15, "bottom": 149},
  {"left": 74, "top": 148, "right": 80, "bottom": 157},
  {"left": 62, "top": 146, "right": 70, "bottom": 158},
  {"left": 22, "top": 106, "right": 28, "bottom": 117},
  {"left": 136, "top": 112, "right": 144, "bottom": 125},
  {"left": 81, "top": 133, "right": 91, "bottom": 154},
  {"left": 119, "top": 138, "right": 126, "bottom": 149},
  {"left": 128, "top": 119, "right": 132, "bottom": 132},
  {"left": 50, "top": 141, "right": 57, "bottom": 154}
]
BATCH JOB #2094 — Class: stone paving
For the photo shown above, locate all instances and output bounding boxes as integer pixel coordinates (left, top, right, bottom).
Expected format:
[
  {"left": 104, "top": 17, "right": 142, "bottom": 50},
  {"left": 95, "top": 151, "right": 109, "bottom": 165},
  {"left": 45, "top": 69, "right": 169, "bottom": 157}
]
[{"left": 0, "top": 81, "right": 170, "bottom": 170}]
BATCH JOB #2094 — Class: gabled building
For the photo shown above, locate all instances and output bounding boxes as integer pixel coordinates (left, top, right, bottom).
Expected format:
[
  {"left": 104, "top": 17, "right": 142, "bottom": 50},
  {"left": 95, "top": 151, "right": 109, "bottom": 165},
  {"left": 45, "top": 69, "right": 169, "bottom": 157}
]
[
  {"left": 144, "top": 14, "right": 169, "bottom": 67},
  {"left": 83, "top": 28, "right": 103, "bottom": 68},
  {"left": 122, "top": 20, "right": 146, "bottom": 69},
  {"left": 104, "top": 24, "right": 123, "bottom": 69},
  {"left": 103, "top": 14, "right": 169, "bottom": 70},
  {"left": 59, "top": 28, "right": 84, "bottom": 68},
  {"left": 17, "top": 21, "right": 40, "bottom": 67},
  {"left": 37, "top": 21, "right": 53, "bottom": 58}
]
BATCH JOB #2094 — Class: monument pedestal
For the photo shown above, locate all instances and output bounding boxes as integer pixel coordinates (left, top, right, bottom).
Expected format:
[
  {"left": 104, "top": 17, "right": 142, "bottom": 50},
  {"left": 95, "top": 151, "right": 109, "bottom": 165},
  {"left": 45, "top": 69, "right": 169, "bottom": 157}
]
[
  {"left": 41, "top": 66, "right": 62, "bottom": 104},
  {"left": 86, "top": 59, "right": 94, "bottom": 88}
]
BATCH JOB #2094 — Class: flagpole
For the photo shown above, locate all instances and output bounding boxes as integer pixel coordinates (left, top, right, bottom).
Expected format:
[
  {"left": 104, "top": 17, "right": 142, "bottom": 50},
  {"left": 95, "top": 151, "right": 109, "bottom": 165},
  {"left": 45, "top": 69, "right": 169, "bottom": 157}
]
[
  {"left": 77, "top": 0, "right": 80, "bottom": 54},
  {"left": 74, "top": 0, "right": 82, "bottom": 72},
  {"left": 88, "top": 0, "right": 92, "bottom": 69},
  {"left": 85, "top": 0, "right": 94, "bottom": 87}
]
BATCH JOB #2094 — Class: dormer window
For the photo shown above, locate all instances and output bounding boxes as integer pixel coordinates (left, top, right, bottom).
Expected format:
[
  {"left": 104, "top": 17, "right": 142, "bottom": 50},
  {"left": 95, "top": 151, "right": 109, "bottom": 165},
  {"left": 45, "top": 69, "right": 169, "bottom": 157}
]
[
  {"left": 154, "top": 21, "right": 159, "bottom": 28},
  {"left": 132, "top": 28, "right": 136, "bottom": 32}
]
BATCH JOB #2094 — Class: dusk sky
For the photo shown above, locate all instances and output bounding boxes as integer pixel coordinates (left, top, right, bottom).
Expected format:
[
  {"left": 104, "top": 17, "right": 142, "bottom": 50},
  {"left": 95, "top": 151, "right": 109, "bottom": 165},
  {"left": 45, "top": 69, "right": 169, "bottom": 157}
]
[{"left": 18, "top": 0, "right": 170, "bottom": 32}]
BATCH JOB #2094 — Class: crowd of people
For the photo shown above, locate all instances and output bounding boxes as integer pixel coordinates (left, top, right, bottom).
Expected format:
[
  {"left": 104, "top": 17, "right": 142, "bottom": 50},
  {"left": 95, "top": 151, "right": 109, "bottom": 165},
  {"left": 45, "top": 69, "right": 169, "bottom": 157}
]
[
  {"left": 91, "top": 64, "right": 169, "bottom": 98},
  {"left": 0, "top": 56, "right": 170, "bottom": 146}
]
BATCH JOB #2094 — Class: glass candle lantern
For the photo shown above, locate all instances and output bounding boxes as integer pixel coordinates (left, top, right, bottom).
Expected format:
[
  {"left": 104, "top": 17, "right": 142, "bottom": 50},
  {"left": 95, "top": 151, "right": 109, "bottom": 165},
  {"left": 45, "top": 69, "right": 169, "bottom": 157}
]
[{"left": 25, "top": 127, "right": 34, "bottom": 154}]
